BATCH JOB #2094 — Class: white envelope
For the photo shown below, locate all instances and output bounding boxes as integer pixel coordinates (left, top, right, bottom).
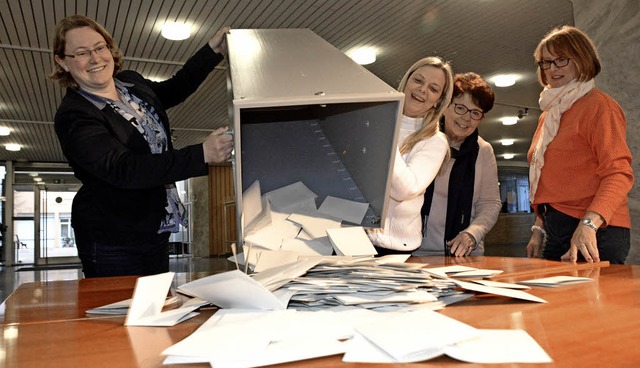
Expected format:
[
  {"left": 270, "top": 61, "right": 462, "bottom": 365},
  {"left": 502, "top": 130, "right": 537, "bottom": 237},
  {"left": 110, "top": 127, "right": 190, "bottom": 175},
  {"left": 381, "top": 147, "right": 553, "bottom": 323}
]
[
  {"left": 124, "top": 272, "right": 203, "bottom": 327},
  {"left": 518, "top": 275, "right": 593, "bottom": 287},
  {"left": 326, "top": 226, "right": 377, "bottom": 256},
  {"left": 177, "top": 270, "right": 286, "bottom": 310},
  {"left": 318, "top": 195, "right": 369, "bottom": 225}
]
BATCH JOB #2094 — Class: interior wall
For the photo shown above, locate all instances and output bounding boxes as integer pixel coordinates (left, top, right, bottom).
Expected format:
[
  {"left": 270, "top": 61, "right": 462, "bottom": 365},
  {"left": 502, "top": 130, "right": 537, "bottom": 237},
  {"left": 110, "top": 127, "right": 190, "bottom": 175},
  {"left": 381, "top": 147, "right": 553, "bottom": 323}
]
[
  {"left": 190, "top": 175, "right": 209, "bottom": 257},
  {"left": 571, "top": 0, "right": 640, "bottom": 263}
]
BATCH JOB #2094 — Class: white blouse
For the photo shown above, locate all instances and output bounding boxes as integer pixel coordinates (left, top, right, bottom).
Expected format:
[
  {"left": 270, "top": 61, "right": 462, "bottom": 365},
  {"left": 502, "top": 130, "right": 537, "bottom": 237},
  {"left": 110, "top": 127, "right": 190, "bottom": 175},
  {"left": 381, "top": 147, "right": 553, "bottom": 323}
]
[{"left": 368, "top": 114, "right": 449, "bottom": 251}]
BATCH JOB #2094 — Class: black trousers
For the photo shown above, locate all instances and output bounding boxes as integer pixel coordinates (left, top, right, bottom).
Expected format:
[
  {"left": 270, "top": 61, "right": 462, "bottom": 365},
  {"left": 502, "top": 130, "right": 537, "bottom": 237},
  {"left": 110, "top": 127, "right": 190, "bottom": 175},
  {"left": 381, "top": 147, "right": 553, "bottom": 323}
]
[
  {"left": 538, "top": 204, "right": 630, "bottom": 264},
  {"left": 76, "top": 232, "right": 170, "bottom": 278}
]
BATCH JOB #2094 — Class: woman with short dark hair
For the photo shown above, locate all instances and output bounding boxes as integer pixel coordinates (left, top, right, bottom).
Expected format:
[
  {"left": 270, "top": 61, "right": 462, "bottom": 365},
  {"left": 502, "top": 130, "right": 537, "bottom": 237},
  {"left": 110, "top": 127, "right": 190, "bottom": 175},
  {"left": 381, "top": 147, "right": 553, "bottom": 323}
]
[{"left": 414, "top": 72, "right": 501, "bottom": 257}]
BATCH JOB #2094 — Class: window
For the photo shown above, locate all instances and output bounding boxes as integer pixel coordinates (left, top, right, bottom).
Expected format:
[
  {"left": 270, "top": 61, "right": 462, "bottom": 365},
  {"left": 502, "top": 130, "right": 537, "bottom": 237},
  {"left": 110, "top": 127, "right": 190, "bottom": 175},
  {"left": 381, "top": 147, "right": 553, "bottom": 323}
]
[{"left": 498, "top": 167, "right": 531, "bottom": 214}]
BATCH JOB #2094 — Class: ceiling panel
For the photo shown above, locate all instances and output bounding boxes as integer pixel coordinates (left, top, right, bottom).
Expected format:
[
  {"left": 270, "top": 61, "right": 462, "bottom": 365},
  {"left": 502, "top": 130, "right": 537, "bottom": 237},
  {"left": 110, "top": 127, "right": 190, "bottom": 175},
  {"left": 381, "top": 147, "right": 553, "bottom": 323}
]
[{"left": 0, "top": 0, "right": 574, "bottom": 164}]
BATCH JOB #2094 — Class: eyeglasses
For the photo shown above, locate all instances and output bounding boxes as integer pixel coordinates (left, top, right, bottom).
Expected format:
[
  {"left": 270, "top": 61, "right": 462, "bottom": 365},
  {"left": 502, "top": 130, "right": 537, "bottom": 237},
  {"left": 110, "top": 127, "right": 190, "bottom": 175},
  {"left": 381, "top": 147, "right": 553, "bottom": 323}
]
[
  {"left": 537, "top": 57, "right": 570, "bottom": 70},
  {"left": 64, "top": 44, "right": 112, "bottom": 61},
  {"left": 453, "top": 103, "right": 484, "bottom": 120}
]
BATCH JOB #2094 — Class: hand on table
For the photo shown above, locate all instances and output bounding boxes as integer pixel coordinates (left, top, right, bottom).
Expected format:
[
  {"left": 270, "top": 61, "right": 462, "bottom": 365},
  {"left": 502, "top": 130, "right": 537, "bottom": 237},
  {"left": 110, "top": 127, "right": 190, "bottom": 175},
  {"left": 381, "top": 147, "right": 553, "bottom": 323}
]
[
  {"left": 447, "top": 232, "right": 476, "bottom": 257},
  {"left": 561, "top": 225, "right": 600, "bottom": 263}
]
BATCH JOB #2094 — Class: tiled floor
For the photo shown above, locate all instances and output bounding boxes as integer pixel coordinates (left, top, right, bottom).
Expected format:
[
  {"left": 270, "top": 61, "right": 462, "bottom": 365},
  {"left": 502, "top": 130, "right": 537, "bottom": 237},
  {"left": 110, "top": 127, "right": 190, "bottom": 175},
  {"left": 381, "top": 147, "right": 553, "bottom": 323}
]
[{"left": 0, "top": 256, "right": 236, "bottom": 303}]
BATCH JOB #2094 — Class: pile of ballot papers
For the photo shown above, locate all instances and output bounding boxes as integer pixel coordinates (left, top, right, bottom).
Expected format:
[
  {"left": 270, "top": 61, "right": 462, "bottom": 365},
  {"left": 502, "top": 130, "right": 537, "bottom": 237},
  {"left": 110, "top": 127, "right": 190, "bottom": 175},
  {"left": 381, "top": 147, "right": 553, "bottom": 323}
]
[
  {"left": 150, "top": 177, "right": 557, "bottom": 366},
  {"left": 280, "top": 256, "right": 470, "bottom": 311}
]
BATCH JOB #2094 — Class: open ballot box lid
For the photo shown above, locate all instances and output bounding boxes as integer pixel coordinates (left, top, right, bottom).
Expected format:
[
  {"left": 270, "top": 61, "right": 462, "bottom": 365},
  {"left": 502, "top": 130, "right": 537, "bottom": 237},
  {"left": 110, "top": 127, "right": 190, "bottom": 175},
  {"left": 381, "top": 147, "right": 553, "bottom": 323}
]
[{"left": 226, "top": 28, "right": 404, "bottom": 245}]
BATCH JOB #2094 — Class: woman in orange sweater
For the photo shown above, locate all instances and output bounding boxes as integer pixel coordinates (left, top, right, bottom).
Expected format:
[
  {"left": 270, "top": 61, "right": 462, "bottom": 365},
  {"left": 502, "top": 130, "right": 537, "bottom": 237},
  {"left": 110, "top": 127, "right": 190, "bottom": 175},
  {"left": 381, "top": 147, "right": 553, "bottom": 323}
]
[{"left": 526, "top": 26, "right": 633, "bottom": 264}]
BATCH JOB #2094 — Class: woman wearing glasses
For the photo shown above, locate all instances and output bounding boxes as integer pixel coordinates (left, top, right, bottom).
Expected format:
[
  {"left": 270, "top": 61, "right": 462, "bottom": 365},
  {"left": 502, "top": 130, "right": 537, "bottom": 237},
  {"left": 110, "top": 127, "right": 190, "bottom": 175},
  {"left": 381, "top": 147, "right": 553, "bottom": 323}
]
[
  {"left": 526, "top": 26, "right": 633, "bottom": 264},
  {"left": 367, "top": 57, "right": 454, "bottom": 255},
  {"left": 50, "top": 15, "right": 233, "bottom": 277},
  {"left": 413, "top": 72, "right": 501, "bottom": 257}
]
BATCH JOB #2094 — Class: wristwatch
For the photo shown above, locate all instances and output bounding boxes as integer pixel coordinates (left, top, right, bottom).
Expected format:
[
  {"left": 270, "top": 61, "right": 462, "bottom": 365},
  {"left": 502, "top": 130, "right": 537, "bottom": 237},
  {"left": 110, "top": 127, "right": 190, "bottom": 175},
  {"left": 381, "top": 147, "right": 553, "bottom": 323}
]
[{"left": 581, "top": 217, "right": 598, "bottom": 231}]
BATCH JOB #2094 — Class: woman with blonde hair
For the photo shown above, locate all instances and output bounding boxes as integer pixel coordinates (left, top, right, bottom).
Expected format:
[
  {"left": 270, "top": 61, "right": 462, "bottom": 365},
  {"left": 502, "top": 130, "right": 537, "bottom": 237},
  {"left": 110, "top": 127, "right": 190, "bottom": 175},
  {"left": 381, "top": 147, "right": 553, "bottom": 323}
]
[{"left": 368, "top": 57, "right": 454, "bottom": 254}]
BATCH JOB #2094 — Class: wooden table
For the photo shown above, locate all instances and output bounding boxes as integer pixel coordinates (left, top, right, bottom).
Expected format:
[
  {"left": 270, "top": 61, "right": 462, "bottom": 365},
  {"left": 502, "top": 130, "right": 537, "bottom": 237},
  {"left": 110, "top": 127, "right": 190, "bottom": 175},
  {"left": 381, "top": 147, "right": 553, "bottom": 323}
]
[{"left": 1, "top": 257, "right": 639, "bottom": 367}]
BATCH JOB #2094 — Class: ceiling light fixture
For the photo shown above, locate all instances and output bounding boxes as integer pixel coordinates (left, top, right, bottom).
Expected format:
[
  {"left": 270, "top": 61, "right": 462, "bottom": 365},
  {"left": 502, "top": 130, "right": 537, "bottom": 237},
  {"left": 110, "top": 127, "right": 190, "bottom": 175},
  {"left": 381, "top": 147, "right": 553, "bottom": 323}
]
[
  {"left": 501, "top": 139, "right": 515, "bottom": 146},
  {"left": 349, "top": 48, "right": 376, "bottom": 65},
  {"left": 0, "top": 127, "right": 10, "bottom": 136},
  {"left": 501, "top": 117, "right": 518, "bottom": 126},
  {"left": 492, "top": 74, "right": 518, "bottom": 87},
  {"left": 5, "top": 143, "right": 20, "bottom": 151},
  {"left": 503, "top": 153, "right": 515, "bottom": 160},
  {"left": 161, "top": 22, "right": 191, "bottom": 41},
  {"left": 518, "top": 108, "right": 529, "bottom": 119}
]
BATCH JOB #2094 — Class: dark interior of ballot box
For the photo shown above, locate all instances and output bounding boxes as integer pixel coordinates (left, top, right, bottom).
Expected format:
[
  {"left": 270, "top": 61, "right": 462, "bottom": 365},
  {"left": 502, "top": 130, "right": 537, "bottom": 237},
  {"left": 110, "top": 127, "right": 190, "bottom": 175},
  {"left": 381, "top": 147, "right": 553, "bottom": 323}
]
[{"left": 239, "top": 100, "right": 398, "bottom": 228}]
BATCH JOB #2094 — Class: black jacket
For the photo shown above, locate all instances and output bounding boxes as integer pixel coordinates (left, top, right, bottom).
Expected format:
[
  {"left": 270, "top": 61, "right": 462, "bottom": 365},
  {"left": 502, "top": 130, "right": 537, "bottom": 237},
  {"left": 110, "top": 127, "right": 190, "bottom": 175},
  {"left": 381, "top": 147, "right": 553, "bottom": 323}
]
[{"left": 54, "top": 45, "right": 224, "bottom": 244}]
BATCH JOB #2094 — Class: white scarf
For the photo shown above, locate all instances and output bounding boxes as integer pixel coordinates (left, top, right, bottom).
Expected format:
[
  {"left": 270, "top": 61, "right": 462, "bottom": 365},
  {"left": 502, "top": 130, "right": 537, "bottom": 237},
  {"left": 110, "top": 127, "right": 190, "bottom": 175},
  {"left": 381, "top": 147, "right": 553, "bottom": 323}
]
[{"left": 529, "top": 79, "right": 595, "bottom": 202}]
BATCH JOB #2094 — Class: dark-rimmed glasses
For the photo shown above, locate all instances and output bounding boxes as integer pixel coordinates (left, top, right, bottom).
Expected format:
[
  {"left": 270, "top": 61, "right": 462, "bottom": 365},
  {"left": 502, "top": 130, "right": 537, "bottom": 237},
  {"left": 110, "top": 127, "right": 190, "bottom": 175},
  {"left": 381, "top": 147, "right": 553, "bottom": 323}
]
[
  {"left": 537, "top": 57, "right": 570, "bottom": 70},
  {"left": 64, "top": 44, "right": 112, "bottom": 61},
  {"left": 453, "top": 103, "right": 484, "bottom": 120}
]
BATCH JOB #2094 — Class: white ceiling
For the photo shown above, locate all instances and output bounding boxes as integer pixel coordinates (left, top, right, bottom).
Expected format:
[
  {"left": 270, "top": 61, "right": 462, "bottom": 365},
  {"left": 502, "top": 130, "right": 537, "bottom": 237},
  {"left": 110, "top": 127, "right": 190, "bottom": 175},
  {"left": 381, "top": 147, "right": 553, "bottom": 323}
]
[{"left": 0, "top": 0, "right": 574, "bottom": 166}]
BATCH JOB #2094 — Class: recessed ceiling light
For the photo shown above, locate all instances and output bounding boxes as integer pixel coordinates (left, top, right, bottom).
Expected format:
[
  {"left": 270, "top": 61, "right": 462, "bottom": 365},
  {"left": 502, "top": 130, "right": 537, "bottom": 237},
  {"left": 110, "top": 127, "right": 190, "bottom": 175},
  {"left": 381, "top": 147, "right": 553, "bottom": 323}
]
[
  {"left": 501, "top": 139, "right": 515, "bottom": 146},
  {"left": 492, "top": 74, "right": 518, "bottom": 87},
  {"left": 33, "top": 177, "right": 42, "bottom": 182},
  {"left": 161, "top": 22, "right": 191, "bottom": 41},
  {"left": 503, "top": 153, "right": 515, "bottom": 159},
  {"left": 348, "top": 48, "right": 376, "bottom": 65},
  {"left": 0, "top": 127, "right": 10, "bottom": 136},
  {"left": 5, "top": 143, "right": 21, "bottom": 151},
  {"left": 501, "top": 117, "right": 518, "bottom": 126}
]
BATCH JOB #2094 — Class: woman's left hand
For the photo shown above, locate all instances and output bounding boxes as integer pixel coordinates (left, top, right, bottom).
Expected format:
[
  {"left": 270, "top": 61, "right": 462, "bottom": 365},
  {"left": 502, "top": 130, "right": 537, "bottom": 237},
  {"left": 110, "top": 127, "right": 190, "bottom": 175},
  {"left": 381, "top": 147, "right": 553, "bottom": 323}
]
[
  {"left": 209, "top": 26, "right": 231, "bottom": 54},
  {"left": 447, "top": 232, "right": 476, "bottom": 257},
  {"left": 561, "top": 225, "right": 600, "bottom": 263}
]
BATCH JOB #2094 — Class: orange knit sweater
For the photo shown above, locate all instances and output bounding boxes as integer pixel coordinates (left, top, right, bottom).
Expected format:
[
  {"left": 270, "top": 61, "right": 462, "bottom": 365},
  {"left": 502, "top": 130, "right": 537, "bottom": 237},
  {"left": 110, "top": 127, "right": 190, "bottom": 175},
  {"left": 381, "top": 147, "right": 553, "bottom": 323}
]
[{"left": 527, "top": 88, "right": 633, "bottom": 228}]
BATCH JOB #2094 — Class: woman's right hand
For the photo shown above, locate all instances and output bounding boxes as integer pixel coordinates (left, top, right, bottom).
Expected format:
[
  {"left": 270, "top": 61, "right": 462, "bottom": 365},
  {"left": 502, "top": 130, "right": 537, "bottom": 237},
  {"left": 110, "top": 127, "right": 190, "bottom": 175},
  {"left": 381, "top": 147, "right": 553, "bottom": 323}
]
[
  {"left": 208, "top": 26, "right": 231, "bottom": 54},
  {"left": 526, "top": 234, "right": 543, "bottom": 258},
  {"left": 203, "top": 127, "right": 233, "bottom": 164}
]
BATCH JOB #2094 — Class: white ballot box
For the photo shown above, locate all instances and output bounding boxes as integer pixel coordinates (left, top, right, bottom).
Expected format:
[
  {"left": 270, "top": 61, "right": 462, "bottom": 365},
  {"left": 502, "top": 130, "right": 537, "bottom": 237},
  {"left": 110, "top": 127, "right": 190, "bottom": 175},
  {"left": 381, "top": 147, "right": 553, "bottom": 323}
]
[{"left": 226, "top": 29, "right": 404, "bottom": 245}]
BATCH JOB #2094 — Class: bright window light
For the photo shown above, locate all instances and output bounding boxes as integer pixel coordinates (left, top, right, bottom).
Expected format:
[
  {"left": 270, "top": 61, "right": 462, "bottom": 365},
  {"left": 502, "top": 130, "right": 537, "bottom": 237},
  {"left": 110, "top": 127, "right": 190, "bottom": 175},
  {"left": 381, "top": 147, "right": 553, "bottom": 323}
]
[
  {"left": 0, "top": 127, "right": 10, "bottom": 136},
  {"left": 492, "top": 74, "right": 518, "bottom": 87},
  {"left": 501, "top": 139, "right": 515, "bottom": 146},
  {"left": 503, "top": 153, "right": 515, "bottom": 159},
  {"left": 349, "top": 48, "right": 376, "bottom": 65},
  {"left": 501, "top": 117, "right": 518, "bottom": 126},
  {"left": 161, "top": 22, "right": 191, "bottom": 41},
  {"left": 5, "top": 143, "right": 20, "bottom": 151}
]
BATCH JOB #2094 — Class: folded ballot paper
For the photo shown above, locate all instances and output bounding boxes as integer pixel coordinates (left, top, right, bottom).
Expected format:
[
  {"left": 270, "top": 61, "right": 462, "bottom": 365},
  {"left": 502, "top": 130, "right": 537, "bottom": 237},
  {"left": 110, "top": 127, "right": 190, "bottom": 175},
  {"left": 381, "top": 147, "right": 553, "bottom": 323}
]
[
  {"left": 124, "top": 272, "right": 209, "bottom": 327},
  {"left": 177, "top": 270, "right": 285, "bottom": 310},
  {"left": 517, "top": 275, "right": 594, "bottom": 287},
  {"left": 237, "top": 180, "right": 376, "bottom": 272},
  {"left": 86, "top": 297, "right": 179, "bottom": 315},
  {"left": 83, "top": 272, "right": 207, "bottom": 326},
  {"left": 161, "top": 308, "right": 551, "bottom": 366}
]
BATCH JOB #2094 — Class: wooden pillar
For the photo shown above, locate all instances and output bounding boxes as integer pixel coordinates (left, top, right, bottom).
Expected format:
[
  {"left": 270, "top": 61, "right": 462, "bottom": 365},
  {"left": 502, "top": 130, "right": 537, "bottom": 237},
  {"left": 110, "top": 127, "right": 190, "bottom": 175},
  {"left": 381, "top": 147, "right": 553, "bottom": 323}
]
[{"left": 208, "top": 163, "right": 236, "bottom": 255}]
